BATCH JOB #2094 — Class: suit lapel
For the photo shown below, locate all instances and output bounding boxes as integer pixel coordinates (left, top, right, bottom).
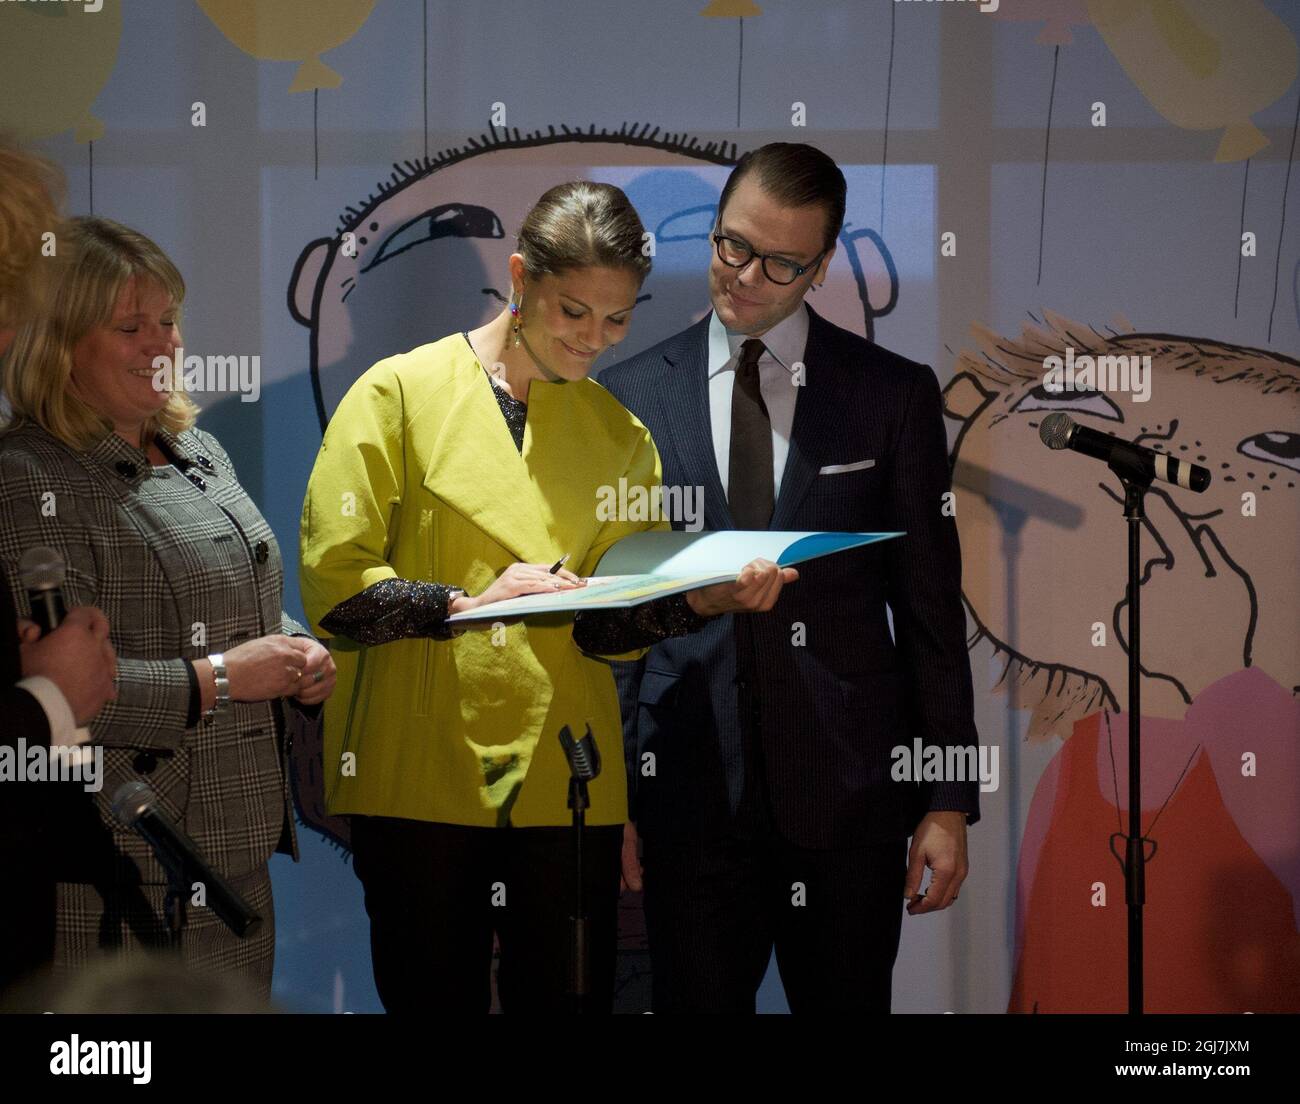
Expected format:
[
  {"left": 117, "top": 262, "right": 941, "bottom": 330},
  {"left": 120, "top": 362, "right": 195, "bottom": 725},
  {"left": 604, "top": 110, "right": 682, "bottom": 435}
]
[
  {"left": 421, "top": 348, "right": 557, "bottom": 565},
  {"left": 769, "top": 304, "right": 841, "bottom": 531},
  {"left": 657, "top": 313, "right": 735, "bottom": 531}
]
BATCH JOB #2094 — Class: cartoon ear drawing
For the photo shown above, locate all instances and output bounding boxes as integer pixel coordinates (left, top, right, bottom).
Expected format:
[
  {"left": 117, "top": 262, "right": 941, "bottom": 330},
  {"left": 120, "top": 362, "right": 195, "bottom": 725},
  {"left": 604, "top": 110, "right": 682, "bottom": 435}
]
[
  {"left": 287, "top": 237, "right": 338, "bottom": 427},
  {"left": 838, "top": 225, "right": 898, "bottom": 339},
  {"left": 942, "top": 371, "right": 998, "bottom": 465},
  {"left": 289, "top": 237, "right": 333, "bottom": 328}
]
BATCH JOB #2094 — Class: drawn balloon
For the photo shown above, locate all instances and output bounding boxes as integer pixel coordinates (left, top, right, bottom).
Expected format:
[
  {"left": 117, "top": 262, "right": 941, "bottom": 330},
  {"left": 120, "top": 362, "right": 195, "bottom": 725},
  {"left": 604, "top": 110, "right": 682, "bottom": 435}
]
[
  {"left": 1088, "top": 0, "right": 1298, "bottom": 162},
  {"left": 0, "top": 0, "right": 123, "bottom": 142},
  {"left": 195, "top": 0, "right": 377, "bottom": 93}
]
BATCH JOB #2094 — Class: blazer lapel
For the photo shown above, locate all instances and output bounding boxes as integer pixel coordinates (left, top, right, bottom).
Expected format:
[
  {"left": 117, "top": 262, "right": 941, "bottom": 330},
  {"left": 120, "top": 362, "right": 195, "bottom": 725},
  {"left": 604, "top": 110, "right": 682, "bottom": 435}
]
[
  {"left": 769, "top": 304, "right": 841, "bottom": 531},
  {"left": 421, "top": 350, "right": 557, "bottom": 565},
  {"left": 657, "top": 313, "right": 735, "bottom": 531}
]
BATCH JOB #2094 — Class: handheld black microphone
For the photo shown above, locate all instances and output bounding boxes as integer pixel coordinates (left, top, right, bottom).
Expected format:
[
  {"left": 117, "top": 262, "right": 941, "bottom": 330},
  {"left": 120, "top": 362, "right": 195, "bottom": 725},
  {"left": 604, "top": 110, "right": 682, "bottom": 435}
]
[
  {"left": 19, "top": 545, "right": 68, "bottom": 634},
  {"left": 20, "top": 545, "right": 95, "bottom": 746},
  {"left": 1038, "top": 412, "right": 1211, "bottom": 493},
  {"left": 112, "top": 782, "right": 262, "bottom": 938}
]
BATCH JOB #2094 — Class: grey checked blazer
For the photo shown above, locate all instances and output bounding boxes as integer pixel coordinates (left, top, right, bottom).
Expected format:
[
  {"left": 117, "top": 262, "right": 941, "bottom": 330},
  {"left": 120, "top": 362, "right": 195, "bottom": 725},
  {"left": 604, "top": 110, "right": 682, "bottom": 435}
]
[{"left": 0, "top": 420, "right": 305, "bottom": 891}]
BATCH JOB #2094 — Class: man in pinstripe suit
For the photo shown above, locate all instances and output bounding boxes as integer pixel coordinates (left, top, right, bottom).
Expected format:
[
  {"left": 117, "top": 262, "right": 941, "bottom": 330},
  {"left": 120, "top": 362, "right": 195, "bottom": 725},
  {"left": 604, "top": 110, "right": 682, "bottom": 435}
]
[{"left": 599, "top": 143, "right": 981, "bottom": 1013}]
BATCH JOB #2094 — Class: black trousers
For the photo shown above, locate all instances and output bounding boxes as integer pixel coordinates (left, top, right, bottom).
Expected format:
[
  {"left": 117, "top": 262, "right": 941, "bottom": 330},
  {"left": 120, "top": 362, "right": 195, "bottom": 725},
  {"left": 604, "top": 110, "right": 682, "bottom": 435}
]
[
  {"left": 0, "top": 859, "right": 55, "bottom": 1001},
  {"left": 641, "top": 830, "right": 908, "bottom": 1013},
  {"left": 349, "top": 815, "right": 623, "bottom": 1013}
]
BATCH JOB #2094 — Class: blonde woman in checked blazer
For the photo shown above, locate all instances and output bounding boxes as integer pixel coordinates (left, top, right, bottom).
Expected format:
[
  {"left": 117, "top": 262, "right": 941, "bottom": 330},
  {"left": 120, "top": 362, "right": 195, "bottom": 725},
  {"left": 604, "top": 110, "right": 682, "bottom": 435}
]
[{"left": 0, "top": 217, "right": 336, "bottom": 999}]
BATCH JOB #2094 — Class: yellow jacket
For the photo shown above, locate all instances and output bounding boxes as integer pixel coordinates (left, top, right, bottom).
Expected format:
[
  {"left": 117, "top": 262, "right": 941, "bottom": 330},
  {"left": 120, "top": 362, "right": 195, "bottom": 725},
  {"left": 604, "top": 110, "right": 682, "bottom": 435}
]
[{"left": 298, "top": 333, "right": 667, "bottom": 827}]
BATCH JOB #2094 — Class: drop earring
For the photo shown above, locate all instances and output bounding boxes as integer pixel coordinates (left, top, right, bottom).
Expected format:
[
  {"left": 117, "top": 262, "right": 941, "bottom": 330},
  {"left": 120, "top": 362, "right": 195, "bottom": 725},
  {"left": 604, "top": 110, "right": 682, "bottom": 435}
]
[{"left": 509, "top": 293, "right": 523, "bottom": 347}]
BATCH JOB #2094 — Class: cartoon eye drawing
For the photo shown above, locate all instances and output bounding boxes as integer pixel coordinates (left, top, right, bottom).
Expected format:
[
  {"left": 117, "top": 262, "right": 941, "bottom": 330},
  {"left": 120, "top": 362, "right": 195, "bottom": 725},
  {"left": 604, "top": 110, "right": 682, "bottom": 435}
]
[
  {"left": 361, "top": 203, "right": 504, "bottom": 272},
  {"left": 1011, "top": 383, "right": 1123, "bottom": 422},
  {"left": 1237, "top": 431, "right": 1300, "bottom": 473}
]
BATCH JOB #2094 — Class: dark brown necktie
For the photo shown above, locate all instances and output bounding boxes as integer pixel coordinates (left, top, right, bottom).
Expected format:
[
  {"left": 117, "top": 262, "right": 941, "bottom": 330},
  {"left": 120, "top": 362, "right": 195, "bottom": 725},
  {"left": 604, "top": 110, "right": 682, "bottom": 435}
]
[{"left": 728, "top": 338, "right": 773, "bottom": 530}]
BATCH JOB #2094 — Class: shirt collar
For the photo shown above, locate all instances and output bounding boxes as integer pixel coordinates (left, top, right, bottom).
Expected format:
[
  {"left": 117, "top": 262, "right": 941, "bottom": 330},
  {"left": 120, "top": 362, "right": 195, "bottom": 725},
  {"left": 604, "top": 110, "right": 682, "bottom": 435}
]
[{"left": 707, "top": 301, "right": 810, "bottom": 378}]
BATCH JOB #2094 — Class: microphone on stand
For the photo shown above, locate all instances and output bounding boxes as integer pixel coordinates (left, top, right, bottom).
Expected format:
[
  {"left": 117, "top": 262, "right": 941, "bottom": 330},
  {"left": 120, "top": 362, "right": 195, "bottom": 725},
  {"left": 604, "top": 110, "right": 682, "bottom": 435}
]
[
  {"left": 559, "top": 723, "right": 601, "bottom": 786},
  {"left": 1035, "top": 412, "right": 1208, "bottom": 1013},
  {"left": 1038, "top": 412, "right": 1211, "bottom": 493},
  {"left": 558, "top": 724, "right": 601, "bottom": 1011},
  {"left": 112, "top": 782, "right": 262, "bottom": 939}
]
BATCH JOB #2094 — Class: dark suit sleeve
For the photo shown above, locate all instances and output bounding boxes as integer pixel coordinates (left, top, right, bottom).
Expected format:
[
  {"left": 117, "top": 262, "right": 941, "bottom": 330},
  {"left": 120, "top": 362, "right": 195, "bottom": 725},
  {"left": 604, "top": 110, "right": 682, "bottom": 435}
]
[
  {"left": 1, "top": 557, "right": 53, "bottom": 746},
  {"left": 1, "top": 686, "right": 52, "bottom": 747},
  {"left": 611, "top": 655, "right": 647, "bottom": 818},
  {"left": 884, "top": 365, "right": 981, "bottom": 826}
]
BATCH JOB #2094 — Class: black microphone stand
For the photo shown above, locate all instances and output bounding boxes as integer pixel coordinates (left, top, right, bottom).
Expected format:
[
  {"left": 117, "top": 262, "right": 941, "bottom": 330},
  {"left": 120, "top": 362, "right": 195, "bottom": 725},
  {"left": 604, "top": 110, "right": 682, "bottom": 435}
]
[
  {"left": 559, "top": 724, "right": 601, "bottom": 1014},
  {"left": 161, "top": 860, "right": 189, "bottom": 953},
  {"left": 1107, "top": 452, "right": 1159, "bottom": 1015}
]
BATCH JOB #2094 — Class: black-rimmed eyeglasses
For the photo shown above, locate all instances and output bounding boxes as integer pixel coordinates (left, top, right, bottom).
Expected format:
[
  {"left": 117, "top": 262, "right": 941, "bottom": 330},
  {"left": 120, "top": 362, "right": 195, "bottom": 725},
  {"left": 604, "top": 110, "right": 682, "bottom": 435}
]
[{"left": 712, "top": 233, "right": 825, "bottom": 286}]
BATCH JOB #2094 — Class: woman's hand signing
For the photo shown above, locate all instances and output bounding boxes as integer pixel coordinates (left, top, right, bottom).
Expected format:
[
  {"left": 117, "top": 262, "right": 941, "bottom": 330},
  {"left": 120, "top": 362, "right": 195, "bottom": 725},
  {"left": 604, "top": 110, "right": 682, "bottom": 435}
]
[
  {"left": 448, "top": 561, "right": 586, "bottom": 617},
  {"left": 686, "top": 557, "right": 798, "bottom": 617}
]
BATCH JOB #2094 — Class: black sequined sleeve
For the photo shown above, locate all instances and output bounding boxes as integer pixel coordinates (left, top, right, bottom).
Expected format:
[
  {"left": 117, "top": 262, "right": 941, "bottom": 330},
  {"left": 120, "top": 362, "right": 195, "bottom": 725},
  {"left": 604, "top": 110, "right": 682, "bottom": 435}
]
[
  {"left": 318, "top": 578, "right": 464, "bottom": 645},
  {"left": 572, "top": 591, "right": 714, "bottom": 656}
]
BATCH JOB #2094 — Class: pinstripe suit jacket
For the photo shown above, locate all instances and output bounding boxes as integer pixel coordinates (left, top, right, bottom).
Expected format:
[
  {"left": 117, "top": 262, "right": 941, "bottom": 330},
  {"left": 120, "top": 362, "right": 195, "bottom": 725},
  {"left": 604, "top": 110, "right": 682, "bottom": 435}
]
[
  {"left": 0, "top": 421, "right": 303, "bottom": 889},
  {"left": 598, "top": 304, "right": 981, "bottom": 848}
]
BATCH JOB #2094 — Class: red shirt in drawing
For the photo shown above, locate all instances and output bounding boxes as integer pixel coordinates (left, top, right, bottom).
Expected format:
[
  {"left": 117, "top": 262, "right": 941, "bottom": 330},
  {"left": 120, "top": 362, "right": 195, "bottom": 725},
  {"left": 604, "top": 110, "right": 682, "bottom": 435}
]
[{"left": 1009, "top": 667, "right": 1300, "bottom": 1013}]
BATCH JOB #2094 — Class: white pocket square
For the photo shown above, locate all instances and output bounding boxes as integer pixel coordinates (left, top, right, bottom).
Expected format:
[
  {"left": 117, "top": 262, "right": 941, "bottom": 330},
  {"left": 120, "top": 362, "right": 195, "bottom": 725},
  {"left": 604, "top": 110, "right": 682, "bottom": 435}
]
[{"left": 818, "top": 459, "right": 875, "bottom": 475}]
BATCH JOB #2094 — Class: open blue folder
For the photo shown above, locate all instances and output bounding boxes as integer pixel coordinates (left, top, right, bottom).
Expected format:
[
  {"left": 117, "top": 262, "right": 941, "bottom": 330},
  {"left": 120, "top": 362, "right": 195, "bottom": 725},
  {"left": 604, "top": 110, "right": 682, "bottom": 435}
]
[{"left": 446, "top": 530, "right": 903, "bottom": 623}]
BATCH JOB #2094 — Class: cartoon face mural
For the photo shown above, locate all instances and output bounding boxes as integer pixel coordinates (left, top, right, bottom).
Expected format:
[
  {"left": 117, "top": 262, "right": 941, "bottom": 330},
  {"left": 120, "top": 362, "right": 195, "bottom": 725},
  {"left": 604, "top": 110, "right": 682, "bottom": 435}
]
[
  {"left": 289, "top": 123, "right": 899, "bottom": 431},
  {"left": 942, "top": 312, "right": 1299, "bottom": 741},
  {"left": 945, "top": 314, "right": 1300, "bottom": 1012}
]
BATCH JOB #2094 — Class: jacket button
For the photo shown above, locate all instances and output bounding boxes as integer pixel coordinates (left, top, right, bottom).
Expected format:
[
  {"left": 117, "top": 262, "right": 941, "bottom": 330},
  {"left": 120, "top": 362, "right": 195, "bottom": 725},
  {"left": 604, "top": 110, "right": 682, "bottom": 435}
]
[
  {"left": 132, "top": 751, "right": 157, "bottom": 774},
  {"left": 115, "top": 461, "right": 138, "bottom": 479},
  {"left": 254, "top": 540, "right": 269, "bottom": 564}
]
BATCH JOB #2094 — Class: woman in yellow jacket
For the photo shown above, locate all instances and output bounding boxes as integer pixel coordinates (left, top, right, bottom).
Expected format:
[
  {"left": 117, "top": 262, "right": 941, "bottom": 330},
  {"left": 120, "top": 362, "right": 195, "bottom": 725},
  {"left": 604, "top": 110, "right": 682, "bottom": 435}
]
[{"left": 299, "top": 181, "right": 795, "bottom": 1013}]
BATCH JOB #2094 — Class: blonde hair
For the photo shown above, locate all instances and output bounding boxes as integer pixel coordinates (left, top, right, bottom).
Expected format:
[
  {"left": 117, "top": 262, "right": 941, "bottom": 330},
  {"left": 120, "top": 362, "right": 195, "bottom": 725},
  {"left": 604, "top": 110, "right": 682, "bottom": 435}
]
[
  {"left": 0, "top": 138, "right": 65, "bottom": 331},
  {"left": 957, "top": 309, "right": 1299, "bottom": 396},
  {"left": 1, "top": 216, "right": 199, "bottom": 449}
]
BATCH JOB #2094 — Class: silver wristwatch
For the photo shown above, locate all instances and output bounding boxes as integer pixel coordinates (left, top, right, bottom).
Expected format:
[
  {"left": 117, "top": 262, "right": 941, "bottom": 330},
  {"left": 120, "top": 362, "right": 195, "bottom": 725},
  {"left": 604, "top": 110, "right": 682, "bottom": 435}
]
[{"left": 205, "top": 652, "right": 231, "bottom": 716}]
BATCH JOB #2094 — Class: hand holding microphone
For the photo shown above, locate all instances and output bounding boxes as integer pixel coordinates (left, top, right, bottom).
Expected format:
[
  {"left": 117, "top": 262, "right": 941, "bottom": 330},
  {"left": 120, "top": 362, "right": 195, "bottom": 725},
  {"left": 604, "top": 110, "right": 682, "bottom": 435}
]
[{"left": 16, "top": 547, "right": 117, "bottom": 734}]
